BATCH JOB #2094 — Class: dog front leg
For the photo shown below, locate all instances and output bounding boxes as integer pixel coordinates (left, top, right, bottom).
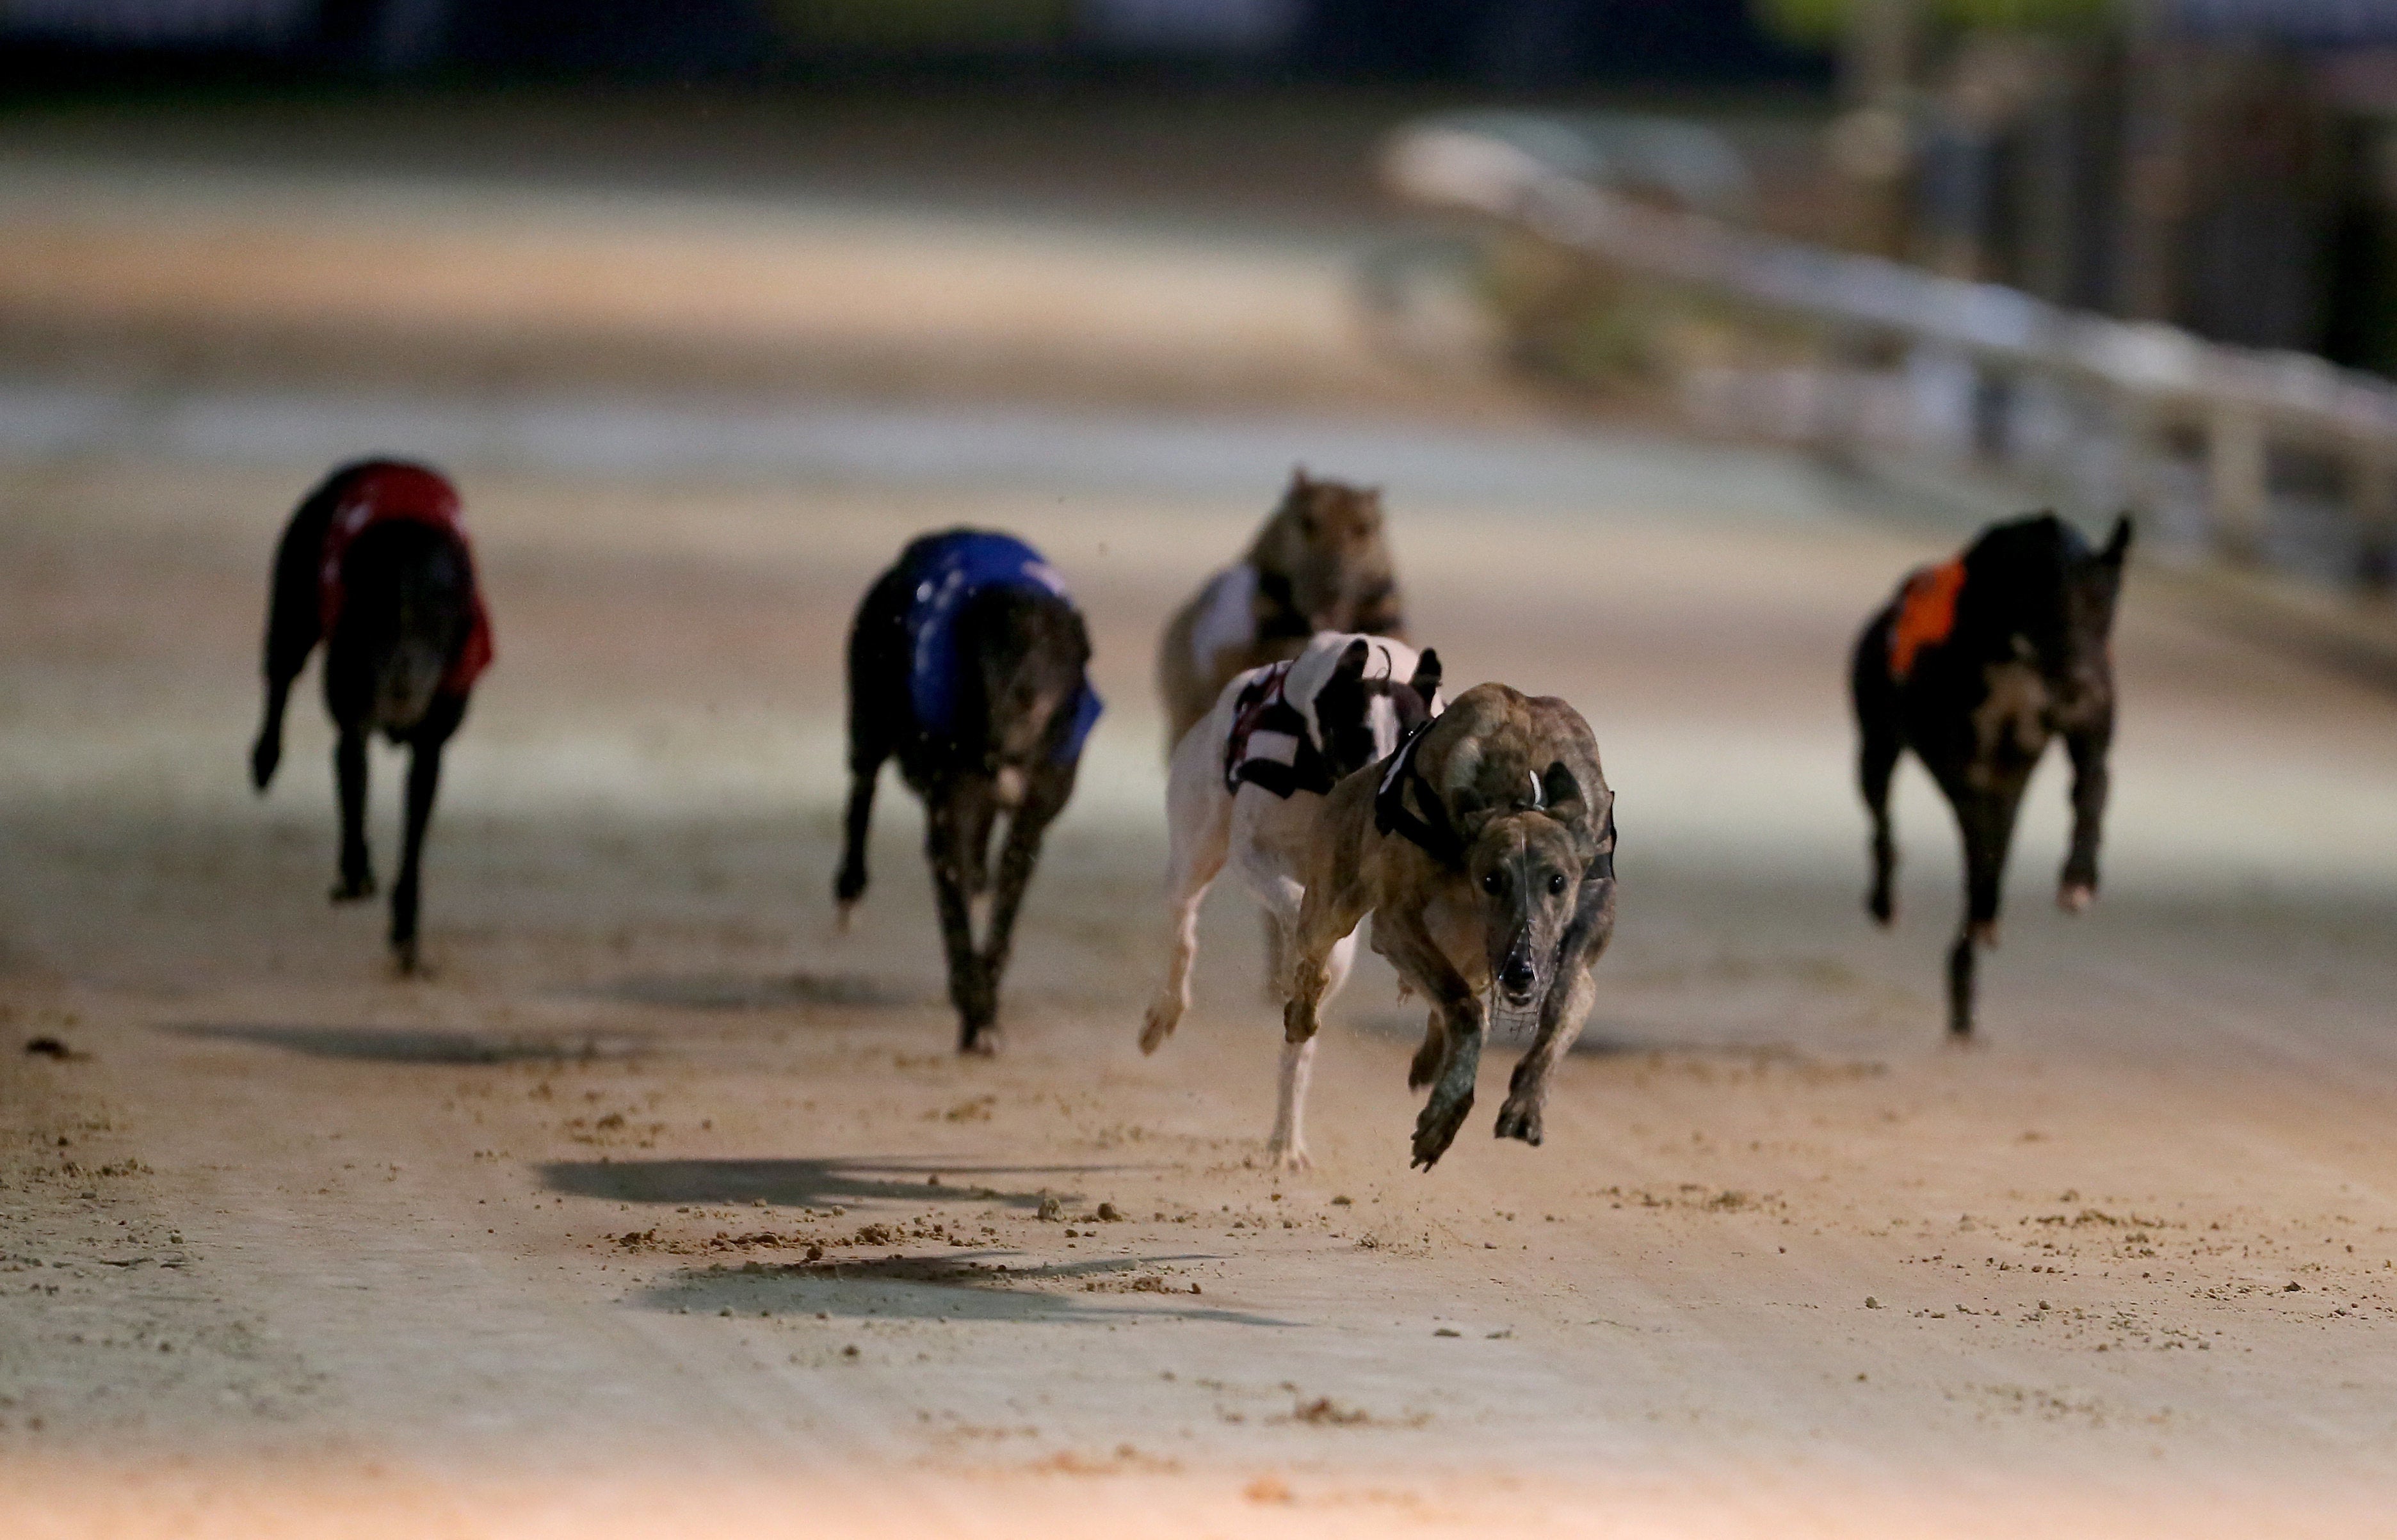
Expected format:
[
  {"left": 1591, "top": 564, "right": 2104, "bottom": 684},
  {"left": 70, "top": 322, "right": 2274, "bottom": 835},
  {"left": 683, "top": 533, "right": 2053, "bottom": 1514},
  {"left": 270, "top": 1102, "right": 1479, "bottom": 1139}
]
[
  {"left": 1375, "top": 906, "right": 1482, "bottom": 1171},
  {"left": 1947, "top": 774, "right": 2030, "bottom": 1038},
  {"left": 974, "top": 769, "right": 1068, "bottom": 1052},
  {"left": 923, "top": 789, "right": 992, "bottom": 1052},
  {"left": 330, "top": 726, "right": 375, "bottom": 901},
  {"left": 1280, "top": 869, "right": 1368, "bottom": 1052},
  {"left": 389, "top": 700, "right": 460, "bottom": 974},
  {"left": 1496, "top": 878, "right": 1615, "bottom": 1144},
  {"left": 1496, "top": 966, "right": 1592, "bottom": 1146},
  {"left": 2058, "top": 719, "right": 2111, "bottom": 912}
]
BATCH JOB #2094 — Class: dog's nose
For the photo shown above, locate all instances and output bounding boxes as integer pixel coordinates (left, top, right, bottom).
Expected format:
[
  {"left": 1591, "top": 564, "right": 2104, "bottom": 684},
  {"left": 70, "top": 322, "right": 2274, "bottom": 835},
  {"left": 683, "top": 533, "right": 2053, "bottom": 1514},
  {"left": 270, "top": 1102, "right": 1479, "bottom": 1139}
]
[{"left": 1498, "top": 958, "right": 1538, "bottom": 1003}]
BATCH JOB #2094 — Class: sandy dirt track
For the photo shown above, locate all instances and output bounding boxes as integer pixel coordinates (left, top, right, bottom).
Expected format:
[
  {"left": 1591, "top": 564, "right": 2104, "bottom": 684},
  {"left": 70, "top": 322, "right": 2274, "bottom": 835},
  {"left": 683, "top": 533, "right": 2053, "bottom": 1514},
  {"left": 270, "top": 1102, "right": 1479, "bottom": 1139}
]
[{"left": 4, "top": 439, "right": 2397, "bottom": 1538}]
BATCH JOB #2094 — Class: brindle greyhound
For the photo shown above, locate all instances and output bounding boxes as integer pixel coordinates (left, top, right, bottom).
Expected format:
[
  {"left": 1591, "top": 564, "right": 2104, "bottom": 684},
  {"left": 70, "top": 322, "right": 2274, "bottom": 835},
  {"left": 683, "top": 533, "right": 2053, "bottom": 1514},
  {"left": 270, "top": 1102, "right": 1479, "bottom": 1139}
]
[
  {"left": 1851, "top": 511, "right": 2130, "bottom": 1037},
  {"left": 1156, "top": 469, "right": 1405, "bottom": 753},
  {"left": 837, "top": 529, "right": 1101, "bottom": 1054},
  {"left": 1140, "top": 631, "right": 1442, "bottom": 1169},
  {"left": 250, "top": 460, "right": 494, "bottom": 973},
  {"left": 1282, "top": 683, "right": 1616, "bottom": 1170}
]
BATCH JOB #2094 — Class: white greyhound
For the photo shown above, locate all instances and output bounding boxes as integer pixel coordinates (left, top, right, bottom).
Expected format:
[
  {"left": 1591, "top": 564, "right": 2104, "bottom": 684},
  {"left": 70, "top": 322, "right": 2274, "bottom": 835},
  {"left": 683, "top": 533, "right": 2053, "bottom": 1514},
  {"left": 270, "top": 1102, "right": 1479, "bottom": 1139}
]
[{"left": 1140, "top": 630, "right": 1442, "bottom": 1169}]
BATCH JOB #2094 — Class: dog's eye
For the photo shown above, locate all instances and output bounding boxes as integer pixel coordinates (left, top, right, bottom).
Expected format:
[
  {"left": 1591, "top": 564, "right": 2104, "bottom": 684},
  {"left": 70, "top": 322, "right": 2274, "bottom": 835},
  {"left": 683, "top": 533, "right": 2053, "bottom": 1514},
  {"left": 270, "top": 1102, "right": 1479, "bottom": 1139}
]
[
  {"left": 1548, "top": 872, "right": 1567, "bottom": 895},
  {"left": 1480, "top": 872, "right": 1503, "bottom": 895}
]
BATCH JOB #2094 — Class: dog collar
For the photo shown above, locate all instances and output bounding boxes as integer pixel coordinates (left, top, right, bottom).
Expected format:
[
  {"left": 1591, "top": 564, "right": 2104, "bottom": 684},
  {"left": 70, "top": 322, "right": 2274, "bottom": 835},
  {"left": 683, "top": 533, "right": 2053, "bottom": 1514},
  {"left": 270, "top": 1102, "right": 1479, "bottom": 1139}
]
[{"left": 1373, "top": 719, "right": 1466, "bottom": 865}]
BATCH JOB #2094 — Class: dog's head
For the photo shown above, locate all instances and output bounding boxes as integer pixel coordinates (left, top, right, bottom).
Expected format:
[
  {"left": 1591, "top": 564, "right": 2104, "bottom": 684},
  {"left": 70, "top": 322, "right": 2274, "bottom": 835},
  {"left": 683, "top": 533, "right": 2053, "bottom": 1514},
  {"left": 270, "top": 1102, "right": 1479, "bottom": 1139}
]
[
  {"left": 1466, "top": 809, "right": 1592, "bottom": 1010},
  {"left": 1414, "top": 684, "right": 1612, "bottom": 1008},
  {"left": 1252, "top": 467, "right": 1398, "bottom": 634},
  {"left": 968, "top": 589, "right": 1092, "bottom": 769},
  {"left": 1964, "top": 510, "right": 2131, "bottom": 708},
  {"left": 1305, "top": 637, "right": 1442, "bottom": 782}
]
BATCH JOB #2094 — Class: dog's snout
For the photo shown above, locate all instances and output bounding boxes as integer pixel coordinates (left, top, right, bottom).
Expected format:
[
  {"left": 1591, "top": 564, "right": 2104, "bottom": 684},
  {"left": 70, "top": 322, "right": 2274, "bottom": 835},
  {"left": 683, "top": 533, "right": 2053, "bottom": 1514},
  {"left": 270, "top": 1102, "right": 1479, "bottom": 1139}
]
[{"left": 1498, "top": 952, "right": 1538, "bottom": 1004}]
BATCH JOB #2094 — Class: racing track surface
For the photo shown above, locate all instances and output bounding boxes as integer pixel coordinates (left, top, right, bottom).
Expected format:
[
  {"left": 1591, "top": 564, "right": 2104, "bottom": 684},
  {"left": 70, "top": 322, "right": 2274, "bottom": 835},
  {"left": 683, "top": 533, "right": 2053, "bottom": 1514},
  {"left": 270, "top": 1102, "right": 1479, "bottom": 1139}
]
[{"left": 5, "top": 407, "right": 2397, "bottom": 1536}]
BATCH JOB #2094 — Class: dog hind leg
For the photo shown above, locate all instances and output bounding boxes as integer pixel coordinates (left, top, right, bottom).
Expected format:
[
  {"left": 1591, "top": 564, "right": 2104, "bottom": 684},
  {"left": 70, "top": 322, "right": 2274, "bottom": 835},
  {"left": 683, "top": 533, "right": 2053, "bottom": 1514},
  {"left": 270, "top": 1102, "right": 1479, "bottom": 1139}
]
[
  {"left": 1141, "top": 776, "right": 1230, "bottom": 1054},
  {"left": 1852, "top": 623, "right": 1902, "bottom": 925},
  {"left": 834, "top": 747, "right": 886, "bottom": 924},
  {"left": 253, "top": 491, "right": 332, "bottom": 792},
  {"left": 1266, "top": 1036, "right": 1316, "bottom": 1170},
  {"left": 1860, "top": 725, "right": 1901, "bottom": 925},
  {"left": 1408, "top": 1011, "right": 1446, "bottom": 1091}
]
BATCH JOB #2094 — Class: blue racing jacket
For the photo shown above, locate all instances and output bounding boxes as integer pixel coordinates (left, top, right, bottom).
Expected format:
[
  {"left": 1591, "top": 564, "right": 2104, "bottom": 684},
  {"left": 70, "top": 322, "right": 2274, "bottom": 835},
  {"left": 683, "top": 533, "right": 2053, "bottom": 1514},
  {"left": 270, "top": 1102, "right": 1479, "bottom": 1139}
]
[{"left": 897, "top": 529, "right": 1102, "bottom": 764}]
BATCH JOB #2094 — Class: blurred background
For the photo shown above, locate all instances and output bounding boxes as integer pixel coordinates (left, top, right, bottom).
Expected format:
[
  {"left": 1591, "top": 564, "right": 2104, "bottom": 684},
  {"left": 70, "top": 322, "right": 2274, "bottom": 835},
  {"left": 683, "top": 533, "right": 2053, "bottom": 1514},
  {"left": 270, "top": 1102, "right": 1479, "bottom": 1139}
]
[
  {"left": 10, "top": 1, "right": 2397, "bottom": 600},
  {"left": 8, "top": 10, "right": 2397, "bottom": 1524}
]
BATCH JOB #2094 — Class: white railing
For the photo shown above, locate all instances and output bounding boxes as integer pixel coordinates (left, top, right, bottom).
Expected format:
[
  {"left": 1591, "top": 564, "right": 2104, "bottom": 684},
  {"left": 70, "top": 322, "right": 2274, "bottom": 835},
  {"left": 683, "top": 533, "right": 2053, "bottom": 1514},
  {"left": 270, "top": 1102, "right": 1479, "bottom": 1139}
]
[{"left": 1384, "top": 113, "right": 2397, "bottom": 584}]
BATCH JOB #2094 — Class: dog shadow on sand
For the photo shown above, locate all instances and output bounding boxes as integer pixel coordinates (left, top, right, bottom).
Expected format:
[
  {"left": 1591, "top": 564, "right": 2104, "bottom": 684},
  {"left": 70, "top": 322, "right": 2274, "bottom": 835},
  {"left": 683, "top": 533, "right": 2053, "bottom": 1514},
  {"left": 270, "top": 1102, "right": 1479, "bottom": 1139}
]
[
  {"left": 160, "top": 1021, "right": 652, "bottom": 1066},
  {"left": 634, "top": 1251, "right": 1289, "bottom": 1327},
  {"left": 540, "top": 1154, "right": 1149, "bottom": 1213},
  {"left": 587, "top": 970, "right": 933, "bottom": 1013}
]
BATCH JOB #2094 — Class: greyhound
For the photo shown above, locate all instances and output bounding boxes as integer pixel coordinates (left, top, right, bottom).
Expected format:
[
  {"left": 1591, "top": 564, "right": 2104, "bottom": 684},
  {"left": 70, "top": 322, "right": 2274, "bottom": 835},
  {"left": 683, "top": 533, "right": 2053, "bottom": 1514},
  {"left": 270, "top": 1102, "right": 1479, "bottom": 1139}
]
[
  {"left": 250, "top": 459, "right": 494, "bottom": 973},
  {"left": 836, "top": 529, "right": 1101, "bottom": 1054},
  {"left": 1282, "top": 683, "right": 1616, "bottom": 1171},
  {"left": 1851, "top": 511, "right": 2131, "bottom": 1037},
  {"left": 1156, "top": 468, "right": 1406, "bottom": 753},
  {"left": 1140, "top": 632, "right": 1443, "bottom": 1169}
]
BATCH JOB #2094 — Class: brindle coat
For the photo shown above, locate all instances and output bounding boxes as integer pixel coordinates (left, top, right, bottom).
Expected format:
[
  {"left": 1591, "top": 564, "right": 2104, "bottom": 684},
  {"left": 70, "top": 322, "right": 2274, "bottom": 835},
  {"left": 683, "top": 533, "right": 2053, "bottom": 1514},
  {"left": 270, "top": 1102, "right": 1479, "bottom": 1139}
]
[
  {"left": 1156, "top": 469, "right": 1405, "bottom": 753},
  {"left": 1850, "top": 511, "right": 2130, "bottom": 1037},
  {"left": 1282, "top": 683, "right": 1617, "bottom": 1170}
]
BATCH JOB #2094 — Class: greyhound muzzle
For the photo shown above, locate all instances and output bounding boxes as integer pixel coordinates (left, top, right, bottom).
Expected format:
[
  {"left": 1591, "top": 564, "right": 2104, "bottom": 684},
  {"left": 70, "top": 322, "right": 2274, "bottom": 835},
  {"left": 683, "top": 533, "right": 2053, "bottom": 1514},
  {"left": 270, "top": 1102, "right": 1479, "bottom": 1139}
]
[{"left": 1496, "top": 929, "right": 1543, "bottom": 1010}]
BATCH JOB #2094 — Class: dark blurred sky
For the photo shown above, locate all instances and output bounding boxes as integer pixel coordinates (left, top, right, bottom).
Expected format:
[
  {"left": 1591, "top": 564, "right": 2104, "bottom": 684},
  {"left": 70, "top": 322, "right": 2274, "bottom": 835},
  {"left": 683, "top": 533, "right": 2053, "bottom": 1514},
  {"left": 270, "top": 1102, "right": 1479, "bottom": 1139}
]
[{"left": 3, "top": 0, "right": 1830, "bottom": 92}]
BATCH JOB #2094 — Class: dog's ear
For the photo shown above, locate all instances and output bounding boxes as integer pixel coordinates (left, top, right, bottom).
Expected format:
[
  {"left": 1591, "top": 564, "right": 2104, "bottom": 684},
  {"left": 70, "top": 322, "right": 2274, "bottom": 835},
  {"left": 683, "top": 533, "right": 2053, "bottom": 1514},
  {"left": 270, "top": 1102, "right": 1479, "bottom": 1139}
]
[
  {"left": 1538, "top": 760, "right": 1586, "bottom": 821},
  {"left": 1408, "top": 647, "right": 1442, "bottom": 705},
  {"left": 1287, "top": 464, "right": 1312, "bottom": 493},
  {"left": 2102, "top": 513, "right": 2133, "bottom": 566},
  {"left": 1332, "top": 636, "right": 1371, "bottom": 682}
]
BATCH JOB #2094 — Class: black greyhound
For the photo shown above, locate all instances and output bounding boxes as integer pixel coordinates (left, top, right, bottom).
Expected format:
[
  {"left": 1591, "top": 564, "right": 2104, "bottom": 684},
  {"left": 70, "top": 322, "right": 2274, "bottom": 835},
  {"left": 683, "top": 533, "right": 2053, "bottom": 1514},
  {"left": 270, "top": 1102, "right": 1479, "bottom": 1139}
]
[
  {"left": 250, "top": 460, "right": 493, "bottom": 972},
  {"left": 835, "top": 529, "right": 1101, "bottom": 1054},
  {"left": 1851, "top": 511, "right": 2129, "bottom": 1036}
]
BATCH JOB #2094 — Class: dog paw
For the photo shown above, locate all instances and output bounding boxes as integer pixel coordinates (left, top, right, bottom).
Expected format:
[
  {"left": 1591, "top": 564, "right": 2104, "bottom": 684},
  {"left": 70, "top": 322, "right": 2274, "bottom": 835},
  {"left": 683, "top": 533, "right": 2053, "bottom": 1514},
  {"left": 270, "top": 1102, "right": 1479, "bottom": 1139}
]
[
  {"left": 249, "top": 738, "right": 280, "bottom": 792},
  {"left": 391, "top": 941, "right": 426, "bottom": 977},
  {"left": 1492, "top": 1097, "right": 1544, "bottom": 1146},
  {"left": 1410, "top": 1088, "right": 1475, "bottom": 1171},
  {"left": 330, "top": 874, "right": 376, "bottom": 902},
  {"left": 1266, "top": 1139, "right": 1312, "bottom": 1173},
  {"left": 1867, "top": 889, "right": 1895, "bottom": 927},
  {"left": 2057, "top": 881, "right": 2094, "bottom": 914},
  {"left": 1138, "top": 1002, "right": 1179, "bottom": 1055}
]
